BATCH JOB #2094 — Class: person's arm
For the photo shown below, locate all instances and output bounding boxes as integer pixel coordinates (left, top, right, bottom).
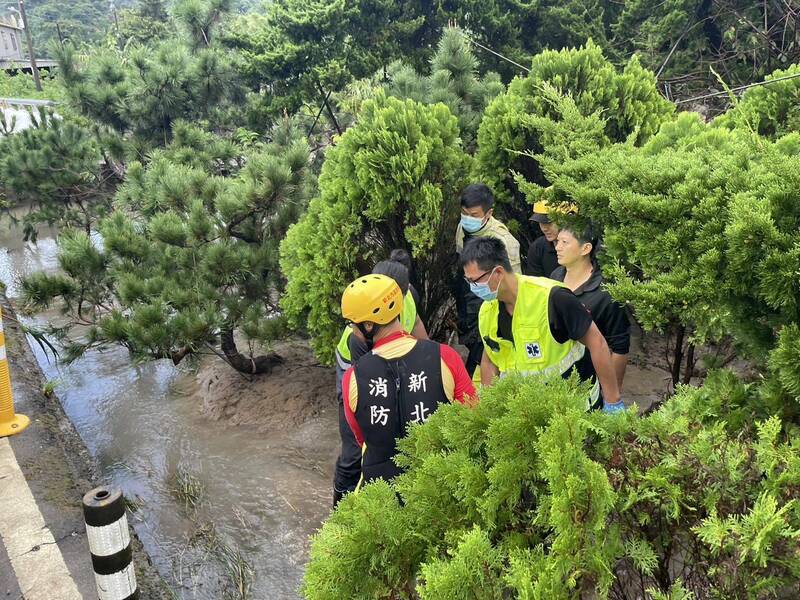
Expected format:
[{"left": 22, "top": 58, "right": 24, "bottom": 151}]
[
  {"left": 612, "top": 353, "right": 628, "bottom": 389},
  {"left": 411, "top": 315, "right": 428, "bottom": 340},
  {"left": 579, "top": 323, "right": 621, "bottom": 408},
  {"left": 439, "top": 344, "right": 477, "bottom": 406},
  {"left": 595, "top": 291, "right": 631, "bottom": 391},
  {"left": 342, "top": 368, "right": 365, "bottom": 446},
  {"left": 480, "top": 348, "right": 500, "bottom": 387}
]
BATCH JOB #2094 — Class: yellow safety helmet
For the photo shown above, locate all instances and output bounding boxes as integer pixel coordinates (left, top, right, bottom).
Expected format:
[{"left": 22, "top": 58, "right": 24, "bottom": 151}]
[{"left": 341, "top": 274, "right": 403, "bottom": 325}]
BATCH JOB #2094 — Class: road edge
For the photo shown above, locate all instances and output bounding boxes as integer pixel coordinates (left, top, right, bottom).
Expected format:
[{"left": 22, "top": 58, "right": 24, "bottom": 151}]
[{"left": 1, "top": 292, "right": 173, "bottom": 599}]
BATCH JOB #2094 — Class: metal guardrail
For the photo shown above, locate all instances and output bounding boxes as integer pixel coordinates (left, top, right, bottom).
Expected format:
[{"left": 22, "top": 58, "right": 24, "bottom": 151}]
[{"left": 0, "top": 97, "right": 56, "bottom": 107}]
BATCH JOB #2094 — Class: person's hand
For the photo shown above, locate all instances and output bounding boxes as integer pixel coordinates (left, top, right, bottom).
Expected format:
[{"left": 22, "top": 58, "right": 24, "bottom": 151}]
[{"left": 602, "top": 399, "right": 626, "bottom": 413}]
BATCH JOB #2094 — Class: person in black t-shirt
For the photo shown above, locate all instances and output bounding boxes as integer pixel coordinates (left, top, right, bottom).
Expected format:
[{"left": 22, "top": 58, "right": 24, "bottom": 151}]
[
  {"left": 525, "top": 189, "right": 563, "bottom": 278},
  {"left": 552, "top": 222, "right": 630, "bottom": 390}
]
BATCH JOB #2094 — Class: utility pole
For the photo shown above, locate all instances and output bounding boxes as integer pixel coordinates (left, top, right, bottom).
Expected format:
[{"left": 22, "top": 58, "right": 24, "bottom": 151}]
[
  {"left": 109, "top": 1, "right": 121, "bottom": 49},
  {"left": 17, "top": 0, "right": 41, "bottom": 91}
]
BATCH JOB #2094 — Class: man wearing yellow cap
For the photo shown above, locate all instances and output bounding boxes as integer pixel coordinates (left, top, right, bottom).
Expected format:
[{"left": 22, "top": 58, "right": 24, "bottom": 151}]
[
  {"left": 526, "top": 187, "right": 561, "bottom": 278},
  {"left": 339, "top": 274, "right": 476, "bottom": 490}
]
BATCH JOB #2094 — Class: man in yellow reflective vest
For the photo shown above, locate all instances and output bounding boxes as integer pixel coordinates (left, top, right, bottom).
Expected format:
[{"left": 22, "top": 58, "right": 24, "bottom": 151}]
[
  {"left": 460, "top": 237, "right": 624, "bottom": 412},
  {"left": 333, "top": 258, "right": 427, "bottom": 506}
]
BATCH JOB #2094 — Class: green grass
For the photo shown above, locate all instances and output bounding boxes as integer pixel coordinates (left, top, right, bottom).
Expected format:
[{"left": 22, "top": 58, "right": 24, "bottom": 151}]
[
  {"left": 0, "top": 70, "right": 64, "bottom": 101},
  {"left": 168, "top": 467, "right": 205, "bottom": 514}
]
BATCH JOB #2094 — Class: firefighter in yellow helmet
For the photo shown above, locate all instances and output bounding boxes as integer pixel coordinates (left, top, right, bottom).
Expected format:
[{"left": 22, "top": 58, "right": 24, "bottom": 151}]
[
  {"left": 332, "top": 258, "right": 428, "bottom": 505},
  {"left": 338, "top": 275, "right": 476, "bottom": 496}
]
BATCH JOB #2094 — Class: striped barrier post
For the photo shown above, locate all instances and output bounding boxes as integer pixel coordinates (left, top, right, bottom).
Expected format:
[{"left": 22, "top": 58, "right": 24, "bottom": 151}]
[
  {"left": 0, "top": 304, "right": 30, "bottom": 437},
  {"left": 82, "top": 487, "right": 139, "bottom": 600}
]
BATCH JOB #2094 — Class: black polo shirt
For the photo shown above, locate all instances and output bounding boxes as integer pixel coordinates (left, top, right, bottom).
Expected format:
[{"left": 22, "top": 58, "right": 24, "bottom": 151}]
[
  {"left": 525, "top": 236, "right": 559, "bottom": 278},
  {"left": 550, "top": 266, "right": 630, "bottom": 355}
]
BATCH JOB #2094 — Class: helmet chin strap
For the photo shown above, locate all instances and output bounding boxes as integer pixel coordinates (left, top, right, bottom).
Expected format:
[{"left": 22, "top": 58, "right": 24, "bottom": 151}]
[{"left": 355, "top": 322, "right": 377, "bottom": 350}]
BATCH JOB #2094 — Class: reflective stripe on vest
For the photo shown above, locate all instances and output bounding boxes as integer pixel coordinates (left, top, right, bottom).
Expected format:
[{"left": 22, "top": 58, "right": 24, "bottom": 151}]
[
  {"left": 478, "top": 275, "right": 577, "bottom": 376},
  {"left": 336, "top": 290, "right": 417, "bottom": 366}
]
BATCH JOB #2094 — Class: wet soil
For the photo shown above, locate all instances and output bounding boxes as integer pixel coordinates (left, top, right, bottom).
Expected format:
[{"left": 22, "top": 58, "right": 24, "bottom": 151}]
[{"left": 195, "top": 340, "right": 335, "bottom": 434}]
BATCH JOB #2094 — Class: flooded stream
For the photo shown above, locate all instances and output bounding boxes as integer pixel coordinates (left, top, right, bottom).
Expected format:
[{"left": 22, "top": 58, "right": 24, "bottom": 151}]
[{"left": 0, "top": 221, "right": 339, "bottom": 599}]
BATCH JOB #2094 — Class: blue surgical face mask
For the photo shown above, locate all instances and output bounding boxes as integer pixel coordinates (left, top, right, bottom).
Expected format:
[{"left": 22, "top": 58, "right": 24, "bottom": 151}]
[
  {"left": 460, "top": 214, "right": 486, "bottom": 233},
  {"left": 469, "top": 268, "right": 499, "bottom": 301}
]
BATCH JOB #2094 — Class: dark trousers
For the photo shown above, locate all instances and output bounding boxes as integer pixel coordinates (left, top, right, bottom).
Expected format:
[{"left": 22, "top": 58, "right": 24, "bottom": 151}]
[
  {"left": 464, "top": 339, "right": 484, "bottom": 380},
  {"left": 333, "top": 362, "right": 361, "bottom": 494}
]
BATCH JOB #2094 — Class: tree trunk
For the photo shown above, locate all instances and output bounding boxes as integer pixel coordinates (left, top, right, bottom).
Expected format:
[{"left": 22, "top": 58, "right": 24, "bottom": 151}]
[
  {"left": 219, "top": 329, "right": 283, "bottom": 375},
  {"left": 682, "top": 343, "right": 696, "bottom": 385},
  {"left": 316, "top": 82, "right": 342, "bottom": 136},
  {"left": 670, "top": 325, "right": 685, "bottom": 388}
]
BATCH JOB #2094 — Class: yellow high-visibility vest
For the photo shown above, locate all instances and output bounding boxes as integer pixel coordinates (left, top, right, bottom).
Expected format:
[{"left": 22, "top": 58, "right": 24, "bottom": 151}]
[{"left": 478, "top": 275, "right": 585, "bottom": 378}]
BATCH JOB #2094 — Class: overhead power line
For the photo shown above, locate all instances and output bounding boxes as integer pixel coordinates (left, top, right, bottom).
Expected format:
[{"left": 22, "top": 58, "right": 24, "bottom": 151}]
[
  {"left": 674, "top": 71, "right": 800, "bottom": 104},
  {"left": 458, "top": 31, "right": 530, "bottom": 74}
]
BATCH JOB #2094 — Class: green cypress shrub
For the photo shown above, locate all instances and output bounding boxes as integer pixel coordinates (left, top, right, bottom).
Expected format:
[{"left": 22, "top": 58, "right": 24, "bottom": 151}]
[
  {"left": 475, "top": 41, "right": 672, "bottom": 232},
  {"left": 279, "top": 91, "right": 472, "bottom": 364},
  {"left": 715, "top": 64, "right": 800, "bottom": 139},
  {"left": 303, "top": 373, "right": 800, "bottom": 599}
]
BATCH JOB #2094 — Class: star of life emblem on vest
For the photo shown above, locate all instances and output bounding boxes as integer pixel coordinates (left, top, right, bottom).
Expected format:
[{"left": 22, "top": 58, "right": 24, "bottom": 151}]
[{"left": 525, "top": 341, "right": 542, "bottom": 359}]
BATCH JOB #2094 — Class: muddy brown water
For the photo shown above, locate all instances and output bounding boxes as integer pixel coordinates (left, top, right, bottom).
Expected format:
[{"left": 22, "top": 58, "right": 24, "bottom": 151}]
[{"left": 0, "top": 223, "right": 339, "bottom": 599}]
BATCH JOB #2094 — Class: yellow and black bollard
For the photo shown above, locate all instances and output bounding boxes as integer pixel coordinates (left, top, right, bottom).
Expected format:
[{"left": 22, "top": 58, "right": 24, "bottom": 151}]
[{"left": 0, "top": 305, "right": 30, "bottom": 437}]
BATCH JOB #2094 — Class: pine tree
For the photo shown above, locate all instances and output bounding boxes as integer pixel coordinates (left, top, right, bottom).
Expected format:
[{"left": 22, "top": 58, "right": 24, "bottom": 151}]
[
  {"left": 56, "top": 0, "right": 239, "bottom": 151},
  {"left": 20, "top": 121, "right": 315, "bottom": 373},
  {"left": 0, "top": 109, "right": 116, "bottom": 241},
  {"left": 382, "top": 27, "right": 505, "bottom": 151}
]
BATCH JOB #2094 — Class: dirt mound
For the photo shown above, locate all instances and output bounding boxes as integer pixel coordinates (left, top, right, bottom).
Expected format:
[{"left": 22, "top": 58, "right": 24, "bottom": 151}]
[{"left": 195, "top": 340, "right": 336, "bottom": 434}]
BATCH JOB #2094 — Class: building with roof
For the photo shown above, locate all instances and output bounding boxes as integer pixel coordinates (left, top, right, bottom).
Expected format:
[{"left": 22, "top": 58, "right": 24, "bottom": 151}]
[
  {"left": 0, "top": 15, "right": 23, "bottom": 61},
  {"left": 0, "top": 14, "right": 56, "bottom": 71}
]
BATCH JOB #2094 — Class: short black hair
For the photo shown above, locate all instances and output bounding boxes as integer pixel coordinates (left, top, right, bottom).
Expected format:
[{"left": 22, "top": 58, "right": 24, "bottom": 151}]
[
  {"left": 460, "top": 237, "right": 512, "bottom": 273},
  {"left": 559, "top": 217, "right": 599, "bottom": 259},
  {"left": 388, "top": 248, "right": 411, "bottom": 271},
  {"left": 459, "top": 183, "right": 494, "bottom": 212},
  {"left": 372, "top": 260, "right": 410, "bottom": 295}
]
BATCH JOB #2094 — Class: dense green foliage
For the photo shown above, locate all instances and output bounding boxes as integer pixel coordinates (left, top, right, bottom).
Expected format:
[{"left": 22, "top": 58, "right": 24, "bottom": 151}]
[
  {"left": 24, "top": 0, "right": 129, "bottom": 50},
  {"left": 304, "top": 372, "right": 800, "bottom": 599},
  {"left": 715, "top": 64, "right": 800, "bottom": 138},
  {"left": 21, "top": 0, "right": 258, "bottom": 50},
  {"left": 547, "top": 108, "right": 800, "bottom": 408},
  {"left": 0, "top": 70, "right": 63, "bottom": 101},
  {"left": 8, "top": 0, "right": 800, "bottom": 594},
  {"left": 382, "top": 28, "right": 505, "bottom": 151},
  {"left": 476, "top": 41, "right": 673, "bottom": 238},
  {"left": 20, "top": 121, "right": 314, "bottom": 372},
  {"left": 223, "top": 0, "right": 430, "bottom": 127},
  {"left": 280, "top": 91, "right": 471, "bottom": 364},
  {"left": 56, "top": 37, "right": 238, "bottom": 151}
]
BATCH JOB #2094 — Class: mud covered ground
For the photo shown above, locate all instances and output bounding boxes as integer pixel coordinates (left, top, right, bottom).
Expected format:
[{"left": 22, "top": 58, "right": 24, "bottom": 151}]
[
  {"left": 192, "top": 327, "right": 675, "bottom": 434},
  {"left": 191, "top": 340, "right": 336, "bottom": 434}
]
